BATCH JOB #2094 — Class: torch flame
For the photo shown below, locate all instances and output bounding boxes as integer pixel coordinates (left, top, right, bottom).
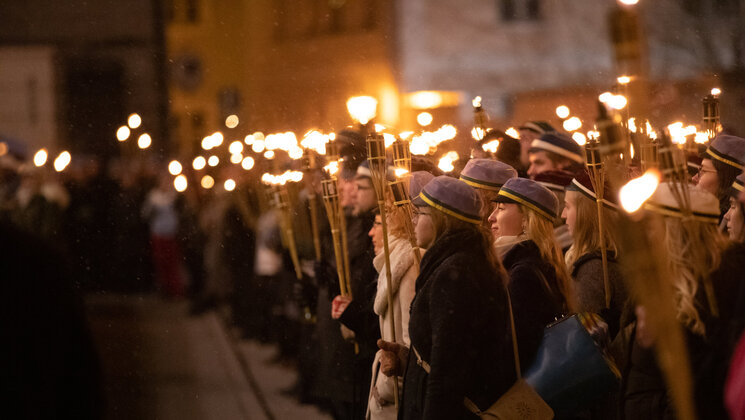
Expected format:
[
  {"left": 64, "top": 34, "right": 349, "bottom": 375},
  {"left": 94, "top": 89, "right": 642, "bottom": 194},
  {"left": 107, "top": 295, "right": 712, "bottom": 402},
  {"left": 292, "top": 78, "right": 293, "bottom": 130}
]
[
  {"left": 711, "top": 88, "right": 721, "bottom": 96},
  {"left": 438, "top": 151, "right": 459, "bottom": 173},
  {"left": 695, "top": 132, "right": 709, "bottom": 144},
  {"left": 482, "top": 140, "right": 499, "bottom": 153},
  {"left": 395, "top": 168, "right": 409, "bottom": 177},
  {"left": 472, "top": 96, "right": 482, "bottom": 108},
  {"left": 556, "top": 105, "right": 570, "bottom": 119},
  {"left": 617, "top": 75, "right": 632, "bottom": 85},
  {"left": 324, "top": 161, "right": 339, "bottom": 176},
  {"left": 620, "top": 169, "right": 661, "bottom": 213},
  {"left": 383, "top": 133, "right": 397, "bottom": 148},
  {"left": 346, "top": 96, "right": 378, "bottom": 124},
  {"left": 505, "top": 127, "right": 519, "bottom": 139}
]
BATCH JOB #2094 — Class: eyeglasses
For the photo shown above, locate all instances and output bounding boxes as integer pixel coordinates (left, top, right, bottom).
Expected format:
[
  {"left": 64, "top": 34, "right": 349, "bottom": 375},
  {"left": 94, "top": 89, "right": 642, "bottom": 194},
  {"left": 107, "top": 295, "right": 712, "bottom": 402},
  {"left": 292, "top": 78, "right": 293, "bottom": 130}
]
[
  {"left": 697, "top": 166, "right": 717, "bottom": 176},
  {"left": 412, "top": 208, "right": 431, "bottom": 221}
]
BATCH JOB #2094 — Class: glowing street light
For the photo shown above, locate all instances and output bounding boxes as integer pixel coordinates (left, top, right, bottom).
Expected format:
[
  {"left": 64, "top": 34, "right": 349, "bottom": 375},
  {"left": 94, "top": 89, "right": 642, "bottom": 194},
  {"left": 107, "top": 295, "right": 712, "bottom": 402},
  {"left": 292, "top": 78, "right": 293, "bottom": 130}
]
[
  {"left": 137, "top": 133, "right": 152, "bottom": 149},
  {"left": 168, "top": 160, "right": 182, "bottom": 176},
  {"left": 53, "top": 151, "right": 71, "bottom": 172},
  {"left": 556, "top": 105, "right": 570, "bottom": 119},
  {"left": 173, "top": 174, "right": 188, "bottom": 192},
  {"left": 417, "top": 112, "right": 433, "bottom": 127},
  {"left": 193, "top": 156, "right": 206, "bottom": 170},
  {"left": 33, "top": 149, "right": 48, "bottom": 167},
  {"left": 116, "top": 126, "right": 130, "bottom": 141},
  {"left": 127, "top": 113, "right": 142, "bottom": 129}
]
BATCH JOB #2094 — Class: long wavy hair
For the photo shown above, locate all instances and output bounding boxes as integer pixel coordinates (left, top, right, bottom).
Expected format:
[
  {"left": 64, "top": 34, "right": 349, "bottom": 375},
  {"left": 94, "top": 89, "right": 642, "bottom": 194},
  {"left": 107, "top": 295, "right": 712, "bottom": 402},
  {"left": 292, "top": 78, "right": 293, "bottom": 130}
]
[
  {"left": 564, "top": 190, "right": 620, "bottom": 269},
  {"left": 428, "top": 208, "right": 507, "bottom": 283},
  {"left": 661, "top": 217, "right": 728, "bottom": 336},
  {"left": 476, "top": 189, "right": 500, "bottom": 237},
  {"left": 525, "top": 210, "right": 576, "bottom": 312}
]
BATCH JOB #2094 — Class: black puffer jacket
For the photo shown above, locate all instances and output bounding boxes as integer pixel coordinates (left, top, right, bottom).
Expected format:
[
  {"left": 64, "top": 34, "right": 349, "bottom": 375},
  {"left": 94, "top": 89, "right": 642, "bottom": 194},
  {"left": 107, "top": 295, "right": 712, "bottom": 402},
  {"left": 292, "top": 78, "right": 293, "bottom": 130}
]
[
  {"left": 400, "top": 229, "right": 516, "bottom": 420},
  {"left": 502, "top": 240, "right": 565, "bottom": 371}
]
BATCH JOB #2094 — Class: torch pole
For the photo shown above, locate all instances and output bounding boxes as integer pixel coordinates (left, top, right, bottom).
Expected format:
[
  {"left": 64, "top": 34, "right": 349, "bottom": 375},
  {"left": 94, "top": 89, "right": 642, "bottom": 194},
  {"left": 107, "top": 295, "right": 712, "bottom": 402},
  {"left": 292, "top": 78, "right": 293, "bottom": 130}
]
[{"left": 368, "top": 132, "right": 399, "bottom": 409}]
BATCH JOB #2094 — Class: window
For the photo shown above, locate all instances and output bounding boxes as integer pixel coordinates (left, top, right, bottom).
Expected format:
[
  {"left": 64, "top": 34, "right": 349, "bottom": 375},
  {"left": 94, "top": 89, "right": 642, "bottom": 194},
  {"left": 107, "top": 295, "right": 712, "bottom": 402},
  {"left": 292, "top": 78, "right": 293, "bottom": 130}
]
[{"left": 498, "top": 0, "right": 541, "bottom": 22}]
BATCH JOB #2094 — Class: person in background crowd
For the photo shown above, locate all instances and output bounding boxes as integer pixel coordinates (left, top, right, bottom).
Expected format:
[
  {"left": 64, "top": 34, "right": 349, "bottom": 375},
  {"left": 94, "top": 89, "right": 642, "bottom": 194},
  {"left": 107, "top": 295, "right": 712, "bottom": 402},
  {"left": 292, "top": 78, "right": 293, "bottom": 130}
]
[
  {"left": 365, "top": 187, "right": 423, "bottom": 419},
  {"left": 518, "top": 121, "right": 557, "bottom": 169},
  {"left": 725, "top": 173, "right": 745, "bottom": 242},
  {"left": 527, "top": 132, "right": 585, "bottom": 179},
  {"left": 473, "top": 130, "right": 527, "bottom": 177},
  {"left": 534, "top": 170, "right": 576, "bottom": 253},
  {"left": 490, "top": 177, "right": 572, "bottom": 369},
  {"left": 330, "top": 160, "right": 381, "bottom": 419},
  {"left": 459, "top": 158, "right": 517, "bottom": 234},
  {"left": 563, "top": 169, "right": 627, "bottom": 337},
  {"left": 379, "top": 176, "right": 516, "bottom": 419},
  {"left": 619, "top": 183, "right": 736, "bottom": 420},
  {"left": 693, "top": 134, "right": 745, "bottom": 221}
]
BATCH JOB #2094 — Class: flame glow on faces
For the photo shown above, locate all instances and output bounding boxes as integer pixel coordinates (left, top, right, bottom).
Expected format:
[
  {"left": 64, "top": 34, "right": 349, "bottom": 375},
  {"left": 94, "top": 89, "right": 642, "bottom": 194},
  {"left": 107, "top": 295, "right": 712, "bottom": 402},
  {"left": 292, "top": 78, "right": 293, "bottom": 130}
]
[
  {"left": 417, "top": 112, "right": 433, "bottom": 127},
  {"left": 346, "top": 96, "right": 378, "bottom": 124},
  {"left": 54, "top": 151, "right": 71, "bottom": 172},
  {"left": 224, "top": 179, "right": 236, "bottom": 191},
  {"left": 409, "top": 125, "right": 457, "bottom": 155},
  {"left": 572, "top": 132, "right": 587, "bottom": 146},
  {"left": 138, "top": 134, "right": 152, "bottom": 149},
  {"left": 324, "top": 161, "right": 339, "bottom": 176},
  {"left": 620, "top": 170, "right": 661, "bottom": 213},
  {"left": 33, "top": 149, "right": 48, "bottom": 167},
  {"left": 193, "top": 156, "right": 206, "bottom": 170},
  {"left": 168, "top": 160, "right": 182, "bottom": 176},
  {"left": 241, "top": 156, "right": 255, "bottom": 170},
  {"left": 556, "top": 105, "right": 570, "bottom": 119},
  {"left": 261, "top": 170, "right": 304, "bottom": 185},
  {"left": 438, "top": 151, "right": 459, "bottom": 173},
  {"left": 563, "top": 117, "right": 583, "bottom": 132},
  {"left": 225, "top": 115, "right": 239, "bottom": 129},
  {"left": 208, "top": 155, "right": 219, "bottom": 167},
  {"left": 174, "top": 175, "right": 188, "bottom": 192},
  {"left": 711, "top": 88, "right": 721, "bottom": 96},
  {"left": 116, "top": 126, "right": 130, "bottom": 141},
  {"left": 505, "top": 127, "right": 520, "bottom": 139},
  {"left": 201, "top": 175, "right": 215, "bottom": 189},
  {"left": 482, "top": 140, "right": 500, "bottom": 153}
]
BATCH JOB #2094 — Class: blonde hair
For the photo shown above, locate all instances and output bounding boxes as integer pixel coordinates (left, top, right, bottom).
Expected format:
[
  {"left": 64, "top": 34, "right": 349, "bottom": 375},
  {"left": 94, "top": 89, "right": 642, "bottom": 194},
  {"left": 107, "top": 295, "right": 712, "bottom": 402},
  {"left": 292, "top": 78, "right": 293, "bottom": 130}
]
[
  {"left": 428, "top": 208, "right": 507, "bottom": 282},
  {"left": 564, "top": 190, "right": 619, "bottom": 268},
  {"left": 661, "top": 217, "right": 728, "bottom": 336},
  {"left": 525, "top": 210, "right": 576, "bottom": 312}
]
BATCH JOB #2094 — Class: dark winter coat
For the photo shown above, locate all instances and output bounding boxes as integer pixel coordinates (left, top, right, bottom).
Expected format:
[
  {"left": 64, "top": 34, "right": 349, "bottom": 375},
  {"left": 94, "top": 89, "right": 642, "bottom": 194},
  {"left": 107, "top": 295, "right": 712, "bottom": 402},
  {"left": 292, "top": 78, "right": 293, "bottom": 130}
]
[
  {"left": 400, "top": 228, "right": 516, "bottom": 420},
  {"left": 571, "top": 251, "right": 628, "bottom": 338},
  {"left": 502, "top": 240, "right": 565, "bottom": 371}
]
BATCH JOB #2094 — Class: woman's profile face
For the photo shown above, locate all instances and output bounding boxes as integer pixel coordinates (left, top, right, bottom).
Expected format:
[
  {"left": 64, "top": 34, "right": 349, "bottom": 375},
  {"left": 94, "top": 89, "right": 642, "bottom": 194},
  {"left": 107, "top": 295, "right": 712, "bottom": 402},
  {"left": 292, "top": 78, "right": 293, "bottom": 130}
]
[
  {"left": 562, "top": 191, "right": 578, "bottom": 237},
  {"left": 414, "top": 206, "right": 436, "bottom": 249},
  {"left": 488, "top": 202, "right": 523, "bottom": 238},
  {"left": 725, "top": 197, "right": 744, "bottom": 241},
  {"left": 693, "top": 158, "right": 719, "bottom": 196},
  {"left": 368, "top": 214, "right": 384, "bottom": 255}
]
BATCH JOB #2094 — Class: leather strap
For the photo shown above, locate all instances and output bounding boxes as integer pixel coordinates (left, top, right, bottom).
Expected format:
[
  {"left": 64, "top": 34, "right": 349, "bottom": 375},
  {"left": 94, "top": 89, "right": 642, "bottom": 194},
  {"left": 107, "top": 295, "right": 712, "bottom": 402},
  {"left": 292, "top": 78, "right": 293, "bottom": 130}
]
[{"left": 412, "top": 345, "right": 431, "bottom": 374}]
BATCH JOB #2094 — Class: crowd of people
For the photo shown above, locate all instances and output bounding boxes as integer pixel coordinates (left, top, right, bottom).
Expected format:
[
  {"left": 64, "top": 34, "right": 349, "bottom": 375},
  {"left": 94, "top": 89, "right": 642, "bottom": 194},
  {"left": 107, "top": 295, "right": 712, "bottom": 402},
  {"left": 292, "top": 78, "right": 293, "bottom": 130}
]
[{"left": 4, "top": 114, "right": 745, "bottom": 420}]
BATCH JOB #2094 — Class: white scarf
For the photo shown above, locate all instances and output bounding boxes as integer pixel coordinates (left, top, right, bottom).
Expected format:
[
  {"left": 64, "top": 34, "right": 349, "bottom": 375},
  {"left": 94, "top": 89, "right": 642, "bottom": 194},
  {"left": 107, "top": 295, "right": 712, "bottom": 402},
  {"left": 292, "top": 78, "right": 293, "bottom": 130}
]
[
  {"left": 373, "top": 236, "right": 417, "bottom": 316},
  {"left": 494, "top": 234, "right": 528, "bottom": 259}
]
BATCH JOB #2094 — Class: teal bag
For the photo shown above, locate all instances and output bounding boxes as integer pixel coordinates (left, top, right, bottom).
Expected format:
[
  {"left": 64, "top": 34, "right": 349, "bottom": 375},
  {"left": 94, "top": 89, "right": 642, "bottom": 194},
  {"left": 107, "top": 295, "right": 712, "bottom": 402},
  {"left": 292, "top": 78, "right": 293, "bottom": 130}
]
[{"left": 524, "top": 313, "right": 621, "bottom": 417}]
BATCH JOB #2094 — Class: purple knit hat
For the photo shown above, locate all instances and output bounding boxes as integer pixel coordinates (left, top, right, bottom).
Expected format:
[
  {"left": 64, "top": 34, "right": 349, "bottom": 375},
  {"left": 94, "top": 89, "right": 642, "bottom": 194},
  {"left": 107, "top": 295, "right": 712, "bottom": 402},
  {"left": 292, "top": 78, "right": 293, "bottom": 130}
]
[{"left": 413, "top": 176, "right": 481, "bottom": 224}]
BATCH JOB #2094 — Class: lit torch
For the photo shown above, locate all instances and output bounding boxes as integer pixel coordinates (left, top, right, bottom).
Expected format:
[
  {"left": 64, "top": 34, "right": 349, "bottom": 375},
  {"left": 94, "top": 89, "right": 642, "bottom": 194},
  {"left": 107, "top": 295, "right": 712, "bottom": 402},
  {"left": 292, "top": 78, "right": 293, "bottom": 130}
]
[
  {"left": 367, "top": 131, "right": 400, "bottom": 408},
  {"left": 320, "top": 161, "right": 351, "bottom": 298},
  {"left": 703, "top": 88, "right": 721, "bottom": 141},
  {"left": 472, "top": 96, "right": 488, "bottom": 141},
  {"left": 389, "top": 138, "right": 422, "bottom": 266}
]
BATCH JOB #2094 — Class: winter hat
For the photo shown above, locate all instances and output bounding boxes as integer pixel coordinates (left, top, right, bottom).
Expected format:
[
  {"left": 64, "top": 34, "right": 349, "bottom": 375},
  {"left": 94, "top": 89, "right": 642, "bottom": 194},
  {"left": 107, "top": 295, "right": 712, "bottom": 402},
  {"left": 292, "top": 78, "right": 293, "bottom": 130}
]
[
  {"left": 566, "top": 168, "right": 619, "bottom": 210},
  {"left": 519, "top": 121, "right": 557, "bottom": 135},
  {"left": 644, "top": 182, "right": 720, "bottom": 224},
  {"left": 413, "top": 176, "right": 481, "bottom": 224},
  {"left": 706, "top": 134, "right": 745, "bottom": 171},
  {"left": 730, "top": 172, "right": 745, "bottom": 197},
  {"left": 409, "top": 171, "right": 435, "bottom": 199},
  {"left": 533, "top": 169, "right": 575, "bottom": 193},
  {"left": 530, "top": 132, "right": 584, "bottom": 164},
  {"left": 495, "top": 177, "right": 559, "bottom": 221},
  {"left": 459, "top": 158, "right": 517, "bottom": 191}
]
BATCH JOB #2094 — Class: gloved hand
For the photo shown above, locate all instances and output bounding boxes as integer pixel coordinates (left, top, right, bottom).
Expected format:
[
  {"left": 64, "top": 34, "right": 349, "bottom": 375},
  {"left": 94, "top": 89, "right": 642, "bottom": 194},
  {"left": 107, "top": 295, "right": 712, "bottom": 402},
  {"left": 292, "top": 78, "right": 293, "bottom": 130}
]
[
  {"left": 331, "top": 295, "right": 352, "bottom": 319},
  {"left": 378, "top": 339, "right": 409, "bottom": 377}
]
